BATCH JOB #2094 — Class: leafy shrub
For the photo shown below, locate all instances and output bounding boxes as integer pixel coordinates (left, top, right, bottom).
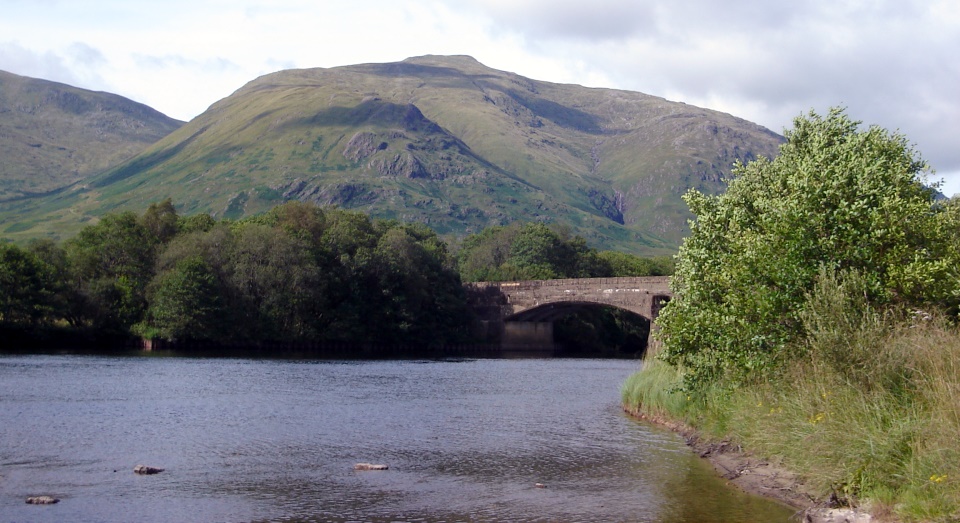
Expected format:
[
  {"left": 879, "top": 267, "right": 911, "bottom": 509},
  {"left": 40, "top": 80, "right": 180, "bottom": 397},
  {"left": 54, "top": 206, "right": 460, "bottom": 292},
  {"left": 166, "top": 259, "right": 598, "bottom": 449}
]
[{"left": 657, "top": 108, "right": 960, "bottom": 390}]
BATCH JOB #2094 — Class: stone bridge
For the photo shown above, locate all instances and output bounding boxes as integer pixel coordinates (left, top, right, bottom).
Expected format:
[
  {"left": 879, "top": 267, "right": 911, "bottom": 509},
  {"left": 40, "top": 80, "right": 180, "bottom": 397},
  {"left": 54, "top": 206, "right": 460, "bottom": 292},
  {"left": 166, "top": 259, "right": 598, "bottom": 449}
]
[{"left": 465, "top": 277, "right": 672, "bottom": 356}]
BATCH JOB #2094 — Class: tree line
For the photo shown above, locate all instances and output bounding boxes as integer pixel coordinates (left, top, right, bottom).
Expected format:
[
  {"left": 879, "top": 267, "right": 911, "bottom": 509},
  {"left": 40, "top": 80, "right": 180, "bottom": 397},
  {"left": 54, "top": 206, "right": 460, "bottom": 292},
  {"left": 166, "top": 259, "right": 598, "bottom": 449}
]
[{"left": 1, "top": 201, "right": 671, "bottom": 349}]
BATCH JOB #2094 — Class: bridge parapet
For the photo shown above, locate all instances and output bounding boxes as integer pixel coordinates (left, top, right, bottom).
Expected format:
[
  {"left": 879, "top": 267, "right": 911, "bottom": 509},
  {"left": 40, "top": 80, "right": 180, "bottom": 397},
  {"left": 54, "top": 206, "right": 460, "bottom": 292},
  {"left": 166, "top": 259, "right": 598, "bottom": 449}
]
[
  {"left": 465, "top": 276, "right": 672, "bottom": 356},
  {"left": 468, "top": 276, "right": 671, "bottom": 320}
]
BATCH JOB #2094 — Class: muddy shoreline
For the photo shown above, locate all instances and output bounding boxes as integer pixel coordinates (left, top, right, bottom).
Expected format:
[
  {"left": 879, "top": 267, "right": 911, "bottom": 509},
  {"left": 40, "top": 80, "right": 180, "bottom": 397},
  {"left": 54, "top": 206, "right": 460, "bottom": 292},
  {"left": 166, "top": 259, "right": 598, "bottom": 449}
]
[{"left": 624, "top": 406, "right": 878, "bottom": 523}]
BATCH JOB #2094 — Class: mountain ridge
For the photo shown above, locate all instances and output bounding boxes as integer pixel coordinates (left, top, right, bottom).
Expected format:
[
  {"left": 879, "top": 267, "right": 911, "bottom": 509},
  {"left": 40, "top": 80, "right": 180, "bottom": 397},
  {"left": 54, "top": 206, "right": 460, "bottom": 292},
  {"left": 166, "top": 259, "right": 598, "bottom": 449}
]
[
  {"left": 0, "top": 69, "right": 184, "bottom": 201},
  {"left": 0, "top": 56, "right": 784, "bottom": 253}
]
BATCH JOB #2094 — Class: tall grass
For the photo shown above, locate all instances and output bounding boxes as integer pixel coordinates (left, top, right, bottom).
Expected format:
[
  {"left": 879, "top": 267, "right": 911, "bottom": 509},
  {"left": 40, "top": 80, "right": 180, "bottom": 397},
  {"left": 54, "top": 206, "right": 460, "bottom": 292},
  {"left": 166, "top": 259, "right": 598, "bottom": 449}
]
[
  {"left": 620, "top": 358, "right": 689, "bottom": 420},
  {"left": 623, "top": 270, "right": 960, "bottom": 521}
]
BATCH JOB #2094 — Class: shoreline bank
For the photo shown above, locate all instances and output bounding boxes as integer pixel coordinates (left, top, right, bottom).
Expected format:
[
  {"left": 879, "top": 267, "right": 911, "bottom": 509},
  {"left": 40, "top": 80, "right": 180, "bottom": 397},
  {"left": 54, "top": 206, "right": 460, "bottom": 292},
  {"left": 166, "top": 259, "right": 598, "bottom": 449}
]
[{"left": 623, "top": 405, "right": 878, "bottom": 523}]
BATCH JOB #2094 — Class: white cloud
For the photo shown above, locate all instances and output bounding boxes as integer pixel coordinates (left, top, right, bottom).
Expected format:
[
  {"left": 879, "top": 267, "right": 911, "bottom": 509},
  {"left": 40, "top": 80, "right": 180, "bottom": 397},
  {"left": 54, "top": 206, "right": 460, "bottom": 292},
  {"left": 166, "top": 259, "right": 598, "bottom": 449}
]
[
  {"left": 0, "top": 41, "right": 82, "bottom": 86},
  {"left": 0, "top": 0, "right": 956, "bottom": 189}
]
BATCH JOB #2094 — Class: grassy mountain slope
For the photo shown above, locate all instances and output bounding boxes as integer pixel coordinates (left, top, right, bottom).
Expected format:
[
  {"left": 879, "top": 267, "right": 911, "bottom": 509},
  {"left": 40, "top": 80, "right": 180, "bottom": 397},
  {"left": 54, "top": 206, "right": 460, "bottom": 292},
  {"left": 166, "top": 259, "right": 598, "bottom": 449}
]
[
  {"left": 0, "top": 70, "right": 184, "bottom": 200},
  {"left": 0, "top": 56, "right": 783, "bottom": 253}
]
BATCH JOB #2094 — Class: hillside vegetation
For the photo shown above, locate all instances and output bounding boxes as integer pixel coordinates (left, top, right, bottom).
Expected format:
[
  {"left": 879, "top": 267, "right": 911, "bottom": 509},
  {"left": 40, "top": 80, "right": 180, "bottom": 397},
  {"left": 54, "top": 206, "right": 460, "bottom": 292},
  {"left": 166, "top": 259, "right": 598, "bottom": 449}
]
[
  {"left": 623, "top": 109, "right": 960, "bottom": 521},
  {"left": 0, "top": 70, "right": 183, "bottom": 200},
  {"left": 0, "top": 56, "right": 783, "bottom": 254}
]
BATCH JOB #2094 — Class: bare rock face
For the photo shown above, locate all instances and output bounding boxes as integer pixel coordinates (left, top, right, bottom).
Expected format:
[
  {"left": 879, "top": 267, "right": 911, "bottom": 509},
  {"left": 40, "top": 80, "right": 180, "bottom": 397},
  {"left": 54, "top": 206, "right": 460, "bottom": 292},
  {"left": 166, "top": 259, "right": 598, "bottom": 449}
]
[
  {"left": 372, "top": 152, "right": 429, "bottom": 178},
  {"left": 133, "top": 464, "right": 164, "bottom": 475},
  {"left": 354, "top": 463, "right": 389, "bottom": 471},
  {"left": 25, "top": 496, "right": 59, "bottom": 504},
  {"left": 343, "top": 132, "right": 382, "bottom": 162}
]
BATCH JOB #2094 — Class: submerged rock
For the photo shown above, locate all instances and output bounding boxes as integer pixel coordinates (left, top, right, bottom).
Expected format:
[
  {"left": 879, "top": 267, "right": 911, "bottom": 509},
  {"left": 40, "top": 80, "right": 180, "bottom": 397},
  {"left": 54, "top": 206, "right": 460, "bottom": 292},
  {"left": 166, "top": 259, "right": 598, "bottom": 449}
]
[
  {"left": 134, "top": 464, "right": 164, "bottom": 475},
  {"left": 354, "top": 463, "right": 389, "bottom": 471},
  {"left": 26, "top": 496, "right": 59, "bottom": 504}
]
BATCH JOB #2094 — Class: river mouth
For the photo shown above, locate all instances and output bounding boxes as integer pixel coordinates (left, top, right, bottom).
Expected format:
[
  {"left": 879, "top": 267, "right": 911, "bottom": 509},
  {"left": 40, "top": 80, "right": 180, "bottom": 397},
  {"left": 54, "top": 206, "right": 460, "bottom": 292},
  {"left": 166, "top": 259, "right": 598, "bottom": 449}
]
[{"left": 0, "top": 355, "right": 794, "bottom": 522}]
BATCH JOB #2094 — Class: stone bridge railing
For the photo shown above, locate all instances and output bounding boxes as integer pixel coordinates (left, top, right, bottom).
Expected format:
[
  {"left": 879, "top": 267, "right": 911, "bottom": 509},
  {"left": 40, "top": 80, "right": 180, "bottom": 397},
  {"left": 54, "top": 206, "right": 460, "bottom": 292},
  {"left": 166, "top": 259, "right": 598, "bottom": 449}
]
[{"left": 467, "top": 276, "right": 672, "bottom": 321}]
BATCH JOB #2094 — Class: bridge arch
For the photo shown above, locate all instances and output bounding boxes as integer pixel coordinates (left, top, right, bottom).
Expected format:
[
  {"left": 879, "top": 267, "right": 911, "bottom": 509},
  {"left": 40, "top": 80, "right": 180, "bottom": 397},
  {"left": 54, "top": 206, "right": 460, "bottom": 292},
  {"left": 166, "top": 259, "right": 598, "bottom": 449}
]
[
  {"left": 465, "top": 277, "right": 672, "bottom": 356},
  {"left": 507, "top": 301, "right": 617, "bottom": 322}
]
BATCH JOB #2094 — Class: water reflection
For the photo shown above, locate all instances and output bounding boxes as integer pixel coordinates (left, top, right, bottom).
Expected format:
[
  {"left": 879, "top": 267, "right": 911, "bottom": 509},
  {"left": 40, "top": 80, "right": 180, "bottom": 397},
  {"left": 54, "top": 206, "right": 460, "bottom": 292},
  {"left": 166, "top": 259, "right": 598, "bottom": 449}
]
[{"left": 0, "top": 355, "right": 793, "bottom": 522}]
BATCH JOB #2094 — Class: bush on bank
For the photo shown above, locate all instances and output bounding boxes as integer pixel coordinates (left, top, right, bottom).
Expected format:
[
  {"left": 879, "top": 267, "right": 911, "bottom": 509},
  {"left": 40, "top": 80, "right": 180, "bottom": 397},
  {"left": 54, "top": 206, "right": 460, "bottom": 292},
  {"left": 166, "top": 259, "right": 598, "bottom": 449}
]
[
  {"left": 624, "top": 274, "right": 960, "bottom": 521},
  {"left": 656, "top": 108, "right": 960, "bottom": 390},
  {"left": 624, "top": 108, "right": 960, "bottom": 521}
]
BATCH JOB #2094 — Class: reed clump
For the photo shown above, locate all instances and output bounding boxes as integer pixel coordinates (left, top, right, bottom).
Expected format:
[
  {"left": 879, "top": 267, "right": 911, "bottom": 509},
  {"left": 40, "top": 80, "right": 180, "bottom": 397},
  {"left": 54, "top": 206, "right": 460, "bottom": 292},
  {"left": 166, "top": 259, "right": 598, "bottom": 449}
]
[{"left": 623, "top": 270, "right": 960, "bottom": 522}]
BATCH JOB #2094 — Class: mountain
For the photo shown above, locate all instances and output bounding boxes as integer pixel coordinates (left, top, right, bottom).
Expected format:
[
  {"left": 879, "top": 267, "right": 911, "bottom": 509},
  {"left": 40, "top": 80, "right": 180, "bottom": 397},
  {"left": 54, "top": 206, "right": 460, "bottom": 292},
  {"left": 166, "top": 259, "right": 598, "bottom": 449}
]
[
  {"left": 0, "top": 56, "right": 783, "bottom": 253},
  {"left": 0, "top": 69, "right": 184, "bottom": 201}
]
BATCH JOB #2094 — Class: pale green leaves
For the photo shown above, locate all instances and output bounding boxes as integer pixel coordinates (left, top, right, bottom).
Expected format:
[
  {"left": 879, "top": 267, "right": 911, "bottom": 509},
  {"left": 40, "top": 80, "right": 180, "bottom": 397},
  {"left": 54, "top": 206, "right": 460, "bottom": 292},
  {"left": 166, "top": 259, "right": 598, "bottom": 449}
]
[{"left": 658, "top": 108, "right": 958, "bottom": 390}]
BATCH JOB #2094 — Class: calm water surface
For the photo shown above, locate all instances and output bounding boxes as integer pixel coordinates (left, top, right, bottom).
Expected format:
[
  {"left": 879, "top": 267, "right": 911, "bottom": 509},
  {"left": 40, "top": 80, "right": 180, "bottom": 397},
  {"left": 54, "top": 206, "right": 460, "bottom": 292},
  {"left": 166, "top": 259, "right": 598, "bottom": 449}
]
[{"left": 0, "top": 355, "right": 794, "bottom": 522}]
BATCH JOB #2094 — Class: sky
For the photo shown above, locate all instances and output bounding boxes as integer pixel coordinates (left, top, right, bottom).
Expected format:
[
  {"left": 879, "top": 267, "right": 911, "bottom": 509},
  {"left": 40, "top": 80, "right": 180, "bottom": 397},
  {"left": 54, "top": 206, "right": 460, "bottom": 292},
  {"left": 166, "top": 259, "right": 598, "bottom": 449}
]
[{"left": 2, "top": 0, "right": 958, "bottom": 195}]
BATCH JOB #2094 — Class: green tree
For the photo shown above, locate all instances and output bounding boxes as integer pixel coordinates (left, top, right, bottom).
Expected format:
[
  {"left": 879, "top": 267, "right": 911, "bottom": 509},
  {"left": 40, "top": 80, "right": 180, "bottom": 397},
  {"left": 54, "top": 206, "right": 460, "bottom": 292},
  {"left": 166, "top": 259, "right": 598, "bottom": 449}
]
[
  {"left": 139, "top": 198, "right": 179, "bottom": 245},
  {"left": 177, "top": 213, "right": 217, "bottom": 235},
  {"left": 65, "top": 212, "right": 157, "bottom": 329},
  {"left": 0, "top": 244, "right": 55, "bottom": 325},
  {"left": 310, "top": 209, "right": 381, "bottom": 338},
  {"left": 25, "top": 239, "right": 80, "bottom": 325},
  {"left": 597, "top": 251, "right": 674, "bottom": 277},
  {"left": 366, "top": 224, "right": 469, "bottom": 344},
  {"left": 145, "top": 256, "right": 223, "bottom": 341},
  {"left": 457, "top": 222, "right": 609, "bottom": 282},
  {"left": 508, "top": 222, "right": 567, "bottom": 279},
  {"left": 225, "top": 223, "right": 322, "bottom": 341},
  {"left": 266, "top": 201, "right": 328, "bottom": 246},
  {"left": 657, "top": 108, "right": 958, "bottom": 389},
  {"left": 457, "top": 224, "right": 521, "bottom": 282}
]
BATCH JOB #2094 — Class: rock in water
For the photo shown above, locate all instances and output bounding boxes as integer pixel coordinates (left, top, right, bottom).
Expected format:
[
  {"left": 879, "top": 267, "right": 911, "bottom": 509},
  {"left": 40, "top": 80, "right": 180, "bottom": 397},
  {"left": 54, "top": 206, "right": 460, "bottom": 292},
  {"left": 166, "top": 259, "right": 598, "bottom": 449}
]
[
  {"left": 134, "top": 464, "right": 164, "bottom": 475},
  {"left": 26, "top": 496, "right": 59, "bottom": 504},
  {"left": 354, "top": 463, "right": 389, "bottom": 471}
]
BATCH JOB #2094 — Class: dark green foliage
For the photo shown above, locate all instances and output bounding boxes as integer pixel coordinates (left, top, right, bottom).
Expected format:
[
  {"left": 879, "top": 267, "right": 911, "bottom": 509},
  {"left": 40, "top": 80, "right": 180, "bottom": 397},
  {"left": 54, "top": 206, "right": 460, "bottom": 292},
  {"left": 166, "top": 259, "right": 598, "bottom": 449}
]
[
  {"left": 225, "top": 223, "right": 322, "bottom": 341},
  {"left": 144, "top": 256, "right": 223, "bottom": 341},
  {"left": 136, "top": 201, "right": 470, "bottom": 347},
  {"left": 597, "top": 251, "right": 674, "bottom": 277},
  {"left": 0, "top": 243, "right": 55, "bottom": 324},
  {"left": 65, "top": 212, "right": 158, "bottom": 329},
  {"left": 457, "top": 222, "right": 673, "bottom": 282},
  {"left": 2, "top": 196, "right": 657, "bottom": 351},
  {"left": 366, "top": 225, "right": 469, "bottom": 344},
  {"left": 508, "top": 223, "right": 568, "bottom": 279},
  {"left": 139, "top": 199, "right": 179, "bottom": 244},
  {"left": 24, "top": 239, "right": 77, "bottom": 325},
  {"left": 177, "top": 213, "right": 217, "bottom": 235},
  {"left": 456, "top": 224, "right": 521, "bottom": 282}
]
